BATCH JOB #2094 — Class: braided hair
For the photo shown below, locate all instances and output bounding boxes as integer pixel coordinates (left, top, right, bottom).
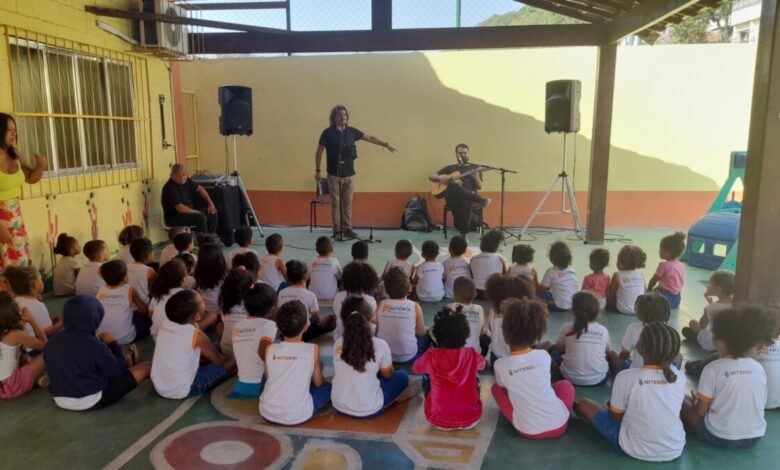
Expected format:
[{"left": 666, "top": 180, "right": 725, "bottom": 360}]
[
  {"left": 634, "top": 292, "right": 671, "bottom": 324},
  {"left": 567, "top": 291, "right": 600, "bottom": 339},
  {"left": 637, "top": 322, "right": 681, "bottom": 383},
  {"left": 340, "top": 296, "right": 375, "bottom": 373}
]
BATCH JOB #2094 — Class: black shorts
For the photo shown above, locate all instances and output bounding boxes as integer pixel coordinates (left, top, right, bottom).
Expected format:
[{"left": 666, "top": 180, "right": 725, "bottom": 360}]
[{"left": 90, "top": 370, "right": 138, "bottom": 410}]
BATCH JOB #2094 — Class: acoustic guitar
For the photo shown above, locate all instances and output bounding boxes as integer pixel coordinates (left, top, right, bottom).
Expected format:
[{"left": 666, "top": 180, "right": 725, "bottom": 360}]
[{"left": 430, "top": 167, "right": 487, "bottom": 197}]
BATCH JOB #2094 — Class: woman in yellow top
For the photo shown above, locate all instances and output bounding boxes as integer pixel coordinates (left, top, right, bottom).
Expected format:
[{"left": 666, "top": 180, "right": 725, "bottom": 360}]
[{"left": 0, "top": 113, "right": 45, "bottom": 270}]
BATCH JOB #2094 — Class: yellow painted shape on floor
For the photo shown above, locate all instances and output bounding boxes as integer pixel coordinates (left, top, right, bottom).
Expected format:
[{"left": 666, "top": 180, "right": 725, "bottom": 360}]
[
  {"left": 422, "top": 426, "right": 481, "bottom": 439},
  {"left": 225, "top": 397, "right": 262, "bottom": 417},
  {"left": 299, "top": 449, "right": 348, "bottom": 470},
  {"left": 409, "top": 440, "right": 475, "bottom": 464}
]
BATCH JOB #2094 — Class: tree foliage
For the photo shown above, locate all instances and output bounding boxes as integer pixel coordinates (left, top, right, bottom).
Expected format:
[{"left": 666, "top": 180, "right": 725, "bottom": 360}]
[
  {"left": 668, "top": 0, "right": 734, "bottom": 44},
  {"left": 479, "top": 6, "right": 583, "bottom": 27}
]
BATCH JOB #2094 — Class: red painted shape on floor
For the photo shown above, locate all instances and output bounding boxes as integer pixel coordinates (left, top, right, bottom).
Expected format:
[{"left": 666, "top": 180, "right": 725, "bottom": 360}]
[{"left": 163, "top": 425, "right": 281, "bottom": 468}]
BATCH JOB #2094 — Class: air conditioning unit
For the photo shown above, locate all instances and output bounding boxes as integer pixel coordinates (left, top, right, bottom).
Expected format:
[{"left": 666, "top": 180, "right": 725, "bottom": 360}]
[{"left": 132, "top": 0, "right": 189, "bottom": 57}]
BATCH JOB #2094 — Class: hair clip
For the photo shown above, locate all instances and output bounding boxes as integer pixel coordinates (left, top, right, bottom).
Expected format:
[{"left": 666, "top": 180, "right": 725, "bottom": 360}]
[
  {"left": 237, "top": 265, "right": 247, "bottom": 272},
  {"left": 349, "top": 310, "right": 360, "bottom": 316}
]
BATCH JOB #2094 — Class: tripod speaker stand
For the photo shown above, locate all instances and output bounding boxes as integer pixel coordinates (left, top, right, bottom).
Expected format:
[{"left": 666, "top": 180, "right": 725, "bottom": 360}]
[{"left": 228, "top": 135, "right": 264, "bottom": 239}]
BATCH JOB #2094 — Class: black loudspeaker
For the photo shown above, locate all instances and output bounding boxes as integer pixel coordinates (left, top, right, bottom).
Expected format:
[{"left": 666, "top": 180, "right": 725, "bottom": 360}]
[
  {"left": 545, "top": 80, "right": 581, "bottom": 133},
  {"left": 219, "top": 86, "right": 253, "bottom": 136}
]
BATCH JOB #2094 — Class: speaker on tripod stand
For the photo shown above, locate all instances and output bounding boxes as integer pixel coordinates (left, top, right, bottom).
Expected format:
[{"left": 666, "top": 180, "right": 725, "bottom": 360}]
[
  {"left": 218, "top": 85, "right": 264, "bottom": 238},
  {"left": 520, "top": 80, "right": 584, "bottom": 239}
]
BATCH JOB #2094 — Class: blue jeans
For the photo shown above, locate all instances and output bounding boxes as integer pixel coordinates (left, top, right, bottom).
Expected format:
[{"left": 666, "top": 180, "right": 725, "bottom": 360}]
[
  {"left": 228, "top": 379, "right": 264, "bottom": 399},
  {"left": 655, "top": 287, "right": 681, "bottom": 309},
  {"left": 188, "top": 365, "right": 229, "bottom": 397},
  {"left": 311, "top": 382, "right": 333, "bottom": 412},
  {"left": 696, "top": 419, "right": 762, "bottom": 448},
  {"left": 537, "top": 291, "right": 568, "bottom": 312},
  {"left": 591, "top": 410, "right": 624, "bottom": 453},
  {"left": 359, "top": 370, "right": 410, "bottom": 418}
]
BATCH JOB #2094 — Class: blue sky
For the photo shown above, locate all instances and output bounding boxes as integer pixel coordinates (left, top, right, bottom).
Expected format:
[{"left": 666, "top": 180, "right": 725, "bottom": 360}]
[{"left": 192, "top": 0, "right": 524, "bottom": 32}]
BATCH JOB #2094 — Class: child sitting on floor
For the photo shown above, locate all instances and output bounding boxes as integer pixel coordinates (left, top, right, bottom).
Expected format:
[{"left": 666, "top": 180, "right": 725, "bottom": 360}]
[
  {"left": 509, "top": 244, "right": 537, "bottom": 284},
  {"left": 750, "top": 308, "right": 780, "bottom": 409},
  {"left": 576, "top": 322, "right": 685, "bottom": 461},
  {"left": 538, "top": 241, "right": 578, "bottom": 312},
  {"left": 231, "top": 251, "right": 261, "bottom": 279},
  {"left": 493, "top": 298, "right": 574, "bottom": 440},
  {"left": 682, "top": 271, "right": 734, "bottom": 351},
  {"left": 551, "top": 291, "right": 611, "bottom": 386},
  {"left": 259, "top": 233, "right": 287, "bottom": 290},
  {"left": 0, "top": 292, "right": 46, "bottom": 400},
  {"left": 117, "top": 225, "right": 144, "bottom": 265},
  {"left": 176, "top": 253, "right": 197, "bottom": 290},
  {"left": 333, "top": 296, "right": 414, "bottom": 418},
  {"left": 470, "top": 230, "right": 506, "bottom": 295},
  {"left": 194, "top": 243, "right": 227, "bottom": 317},
  {"left": 582, "top": 248, "right": 610, "bottom": 310},
  {"left": 219, "top": 268, "right": 254, "bottom": 356},
  {"left": 5, "top": 266, "right": 62, "bottom": 338},
  {"left": 414, "top": 240, "right": 445, "bottom": 302},
  {"left": 278, "top": 260, "right": 335, "bottom": 342},
  {"left": 442, "top": 235, "right": 471, "bottom": 299},
  {"left": 159, "top": 226, "right": 187, "bottom": 266},
  {"left": 414, "top": 307, "right": 485, "bottom": 430},
  {"left": 96, "top": 260, "right": 151, "bottom": 345},
  {"left": 680, "top": 305, "right": 771, "bottom": 449},
  {"left": 173, "top": 231, "right": 195, "bottom": 258},
  {"left": 226, "top": 226, "right": 258, "bottom": 269},
  {"left": 45, "top": 295, "right": 151, "bottom": 410},
  {"left": 150, "top": 260, "right": 187, "bottom": 339},
  {"left": 607, "top": 245, "right": 647, "bottom": 315},
  {"left": 127, "top": 238, "right": 155, "bottom": 307},
  {"left": 309, "top": 236, "right": 342, "bottom": 301},
  {"left": 151, "top": 290, "right": 236, "bottom": 399},
  {"left": 377, "top": 267, "right": 428, "bottom": 364},
  {"left": 259, "top": 300, "right": 332, "bottom": 425},
  {"left": 352, "top": 240, "right": 370, "bottom": 263},
  {"left": 446, "top": 277, "right": 486, "bottom": 355},
  {"left": 485, "top": 274, "right": 536, "bottom": 362},
  {"left": 612, "top": 292, "right": 678, "bottom": 371},
  {"left": 647, "top": 232, "right": 686, "bottom": 309},
  {"left": 52, "top": 233, "right": 81, "bottom": 296},
  {"left": 229, "top": 283, "right": 277, "bottom": 399},
  {"left": 384, "top": 239, "right": 415, "bottom": 279},
  {"left": 75, "top": 239, "right": 108, "bottom": 296},
  {"left": 333, "top": 261, "right": 379, "bottom": 340}
]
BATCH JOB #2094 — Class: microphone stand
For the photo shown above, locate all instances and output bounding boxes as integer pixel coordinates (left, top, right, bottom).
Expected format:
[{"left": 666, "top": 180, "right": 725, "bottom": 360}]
[
  {"left": 475, "top": 163, "right": 517, "bottom": 244},
  {"left": 333, "top": 123, "right": 347, "bottom": 242}
]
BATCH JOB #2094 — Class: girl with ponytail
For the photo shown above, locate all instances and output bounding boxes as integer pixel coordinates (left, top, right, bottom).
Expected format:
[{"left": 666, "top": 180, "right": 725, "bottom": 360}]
[
  {"left": 331, "top": 296, "right": 414, "bottom": 418},
  {"left": 576, "top": 322, "right": 686, "bottom": 462}
]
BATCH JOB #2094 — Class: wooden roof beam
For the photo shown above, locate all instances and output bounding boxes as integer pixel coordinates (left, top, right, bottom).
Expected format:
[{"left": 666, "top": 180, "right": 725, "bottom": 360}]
[
  {"left": 607, "top": 0, "right": 704, "bottom": 43},
  {"left": 514, "top": 1, "right": 610, "bottom": 23},
  {"left": 552, "top": 0, "right": 623, "bottom": 18},
  {"left": 192, "top": 24, "right": 606, "bottom": 54},
  {"left": 177, "top": 2, "right": 288, "bottom": 11}
]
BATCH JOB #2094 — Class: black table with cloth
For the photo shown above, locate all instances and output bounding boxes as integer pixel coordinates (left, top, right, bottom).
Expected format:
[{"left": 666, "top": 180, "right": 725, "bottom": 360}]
[{"left": 196, "top": 185, "right": 249, "bottom": 246}]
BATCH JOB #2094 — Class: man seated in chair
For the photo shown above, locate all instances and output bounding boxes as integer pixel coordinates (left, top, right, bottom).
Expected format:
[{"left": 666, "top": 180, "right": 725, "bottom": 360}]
[
  {"left": 429, "top": 143, "right": 491, "bottom": 238},
  {"left": 161, "top": 163, "right": 218, "bottom": 234}
]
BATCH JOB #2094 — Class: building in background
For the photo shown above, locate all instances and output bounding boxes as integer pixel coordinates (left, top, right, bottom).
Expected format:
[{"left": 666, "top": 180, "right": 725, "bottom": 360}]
[{"left": 730, "top": 0, "right": 761, "bottom": 42}]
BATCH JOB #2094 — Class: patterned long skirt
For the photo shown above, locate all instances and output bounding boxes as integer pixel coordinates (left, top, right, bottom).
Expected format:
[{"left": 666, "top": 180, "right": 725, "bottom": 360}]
[{"left": 0, "top": 198, "right": 31, "bottom": 270}]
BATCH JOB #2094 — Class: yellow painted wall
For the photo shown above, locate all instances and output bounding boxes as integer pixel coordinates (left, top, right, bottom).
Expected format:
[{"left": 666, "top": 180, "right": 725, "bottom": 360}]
[
  {"left": 0, "top": 1, "right": 178, "bottom": 271},
  {"left": 180, "top": 44, "right": 755, "bottom": 194}
]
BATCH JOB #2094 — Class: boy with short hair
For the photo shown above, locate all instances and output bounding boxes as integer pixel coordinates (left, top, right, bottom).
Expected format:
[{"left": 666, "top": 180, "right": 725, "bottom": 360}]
[
  {"left": 173, "top": 232, "right": 195, "bottom": 258},
  {"left": 415, "top": 240, "right": 445, "bottom": 302},
  {"left": 443, "top": 235, "right": 471, "bottom": 299},
  {"left": 128, "top": 238, "right": 155, "bottom": 307},
  {"left": 351, "top": 240, "right": 369, "bottom": 263},
  {"left": 309, "top": 236, "right": 342, "bottom": 301},
  {"left": 75, "top": 240, "right": 109, "bottom": 296},
  {"left": 97, "top": 260, "right": 150, "bottom": 345},
  {"left": 259, "top": 300, "right": 332, "bottom": 425},
  {"left": 159, "top": 226, "right": 187, "bottom": 266},
  {"left": 227, "top": 226, "right": 258, "bottom": 269},
  {"left": 278, "top": 260, "right": 335, "bottom": 341},
  {"left": 259, "top": 233, "right": 286, "bottom": 290}
]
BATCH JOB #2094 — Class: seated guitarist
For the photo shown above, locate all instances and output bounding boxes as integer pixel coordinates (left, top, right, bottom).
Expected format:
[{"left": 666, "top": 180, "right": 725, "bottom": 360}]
[{"left": 428, "top": 143, "right": 491, "bottom": 238}]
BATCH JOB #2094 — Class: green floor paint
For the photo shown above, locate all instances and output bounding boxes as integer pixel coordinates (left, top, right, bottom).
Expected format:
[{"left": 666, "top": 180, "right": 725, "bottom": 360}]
[{"left": 2, "top": 227, "right": 776, "bottom": 469}]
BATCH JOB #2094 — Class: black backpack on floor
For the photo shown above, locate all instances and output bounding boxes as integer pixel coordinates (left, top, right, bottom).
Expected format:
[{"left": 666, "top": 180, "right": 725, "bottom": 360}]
[{"left": 401, "top": 196, "right": 434, "bottom": 232}]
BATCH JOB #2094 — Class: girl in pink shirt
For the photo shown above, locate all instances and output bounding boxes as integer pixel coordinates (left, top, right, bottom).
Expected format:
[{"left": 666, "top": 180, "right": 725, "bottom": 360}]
[
  {"left": 647, "top": 232, "right": 686, "bottom": 308},
  {"left": 582, "top": 248, "right": 610, "bottom": 310}
]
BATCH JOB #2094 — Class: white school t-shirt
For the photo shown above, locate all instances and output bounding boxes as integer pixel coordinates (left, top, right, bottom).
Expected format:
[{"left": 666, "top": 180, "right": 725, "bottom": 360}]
[
  {"left": 309, "top": 256, "right": 342, "bottom": 301},
  {"left": 384, "top": 259, "right": 415, "bottom": 279},
  {"left": 415, "top": 261, "right": 445, "bottom": 302},
  {"left": 377, "top": 298, "right": 421, "bottom": 363},
  {"left": 470, "top": 252, "right": 504, "bottom": 291},
  {"left": 128, "top": 263, "right": 153, "bottom": 307},
  {"left": 448, "top": 302, "right": 484, "bottom": 353},
  {"left": 488, "top": 309, "right": 510, "bottom": 359},
  {"left": 510, "top": 264, "right": 534, "bottom": 281},
  {"left": 698, "top": 357, "right": 767, "bottom": 440},
  {"left": 159, "top": 243, "right": 178, "bottom": 266},
  {"left": 0, "top": 341, "right": 20, "bottom": 381},
  {"left": 332, "top": 291, "right": 377, "bottom": 340},
  {"left": 232, "top": 317, "right": 278, "bottom": 384},
  {"left": 541, "top": 266, "right": 578, "bottom": 310},
  {"left": 260, "top": 341, "right": 317, "bottom": 425},
  {"left": 616, "top": 270, "right": 645, "bottom": 315},
  {"left": 196, "top": 284, "right": 222, "bottom": 316},
  {"left": 277, "top": 286, "right": 319, "bottom": 321},
  {"left": 226, "top": 246, "right": 258, "bottom": 269},
  {"left": 220, "top": 304, "right": 248, "bottom": 356},
  {"left": 621, "top": 322, "right": 645, "bottom": 368},
  {"left": 610, "top": 366, "right": 686, "bottom": 462},
  {"left": 75, "top": 261, "right": 105, "bottom": 296},
  {"left": 751, "top": 339, "right": 780, "bottom": 409},
  {"left": 494, "top": 350, "right": 570, "bottom": 435},
  {"left": 151, "top": 320, "right": 202, "bottom": 399},
  {"left": 150, "top": 287, "right": 186, "bottom": 339},
  {"left": 53, "top": 255, "right": 80, "bottom": 296},
  {"left": 557, "top": 321, "right": 610, "bottom": 385},
  {"left": 259, "top": 254, "right": 285, "bottom": 290},
  {"left": 442, "top": 257, "right": 471, "bottom": 299},
  {"left": 697, "top": 303, "right": 732, "bottom": 351},
  {"left": 332, "top": 337, "right": 393, "bottom": 417},
  {"left": 96, "top": 284, "right": 136, "bottom": 345},
  {"left": 16, "top": 296, "right": 53, "bottom": 341},
  {"left": 117, "top": 245, "right": 134, "bottom": 265}
]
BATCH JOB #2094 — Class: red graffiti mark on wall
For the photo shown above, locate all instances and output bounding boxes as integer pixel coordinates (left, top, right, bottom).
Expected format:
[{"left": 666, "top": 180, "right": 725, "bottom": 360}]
[{"left": 89, "top": 202, "right": 98, "bottom": 240}]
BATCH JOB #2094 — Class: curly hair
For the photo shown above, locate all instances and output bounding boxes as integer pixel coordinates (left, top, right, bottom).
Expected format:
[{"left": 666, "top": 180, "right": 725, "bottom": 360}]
[
  {"left": 479, "top": 229, "right": 503, "bottom": 253},
  {"left": 617, "top": 245, "right": 646, "bottom": 270},
  {"left": 512, "top": 244, "right": 534, "bottom": 265},
  {"left": 660, "top": 232, "right": 686, "bottom": 260},
  {"left": 638, "top": 322, "right": 681, "bottom": 383},
  {"left": 194, "top": 243, "right": 227, "bottom": 290},
  {"left": 709, "top": 271, "right": 735, "bottom": 297},
  {"left": 635, "top": 292, "right": 670, "bottom": 324},
  {"left": 589, "top": 248, "right": 610, "bottom": 272},
  {"left": 276, "top": 300, "right": 308, "bottom": 338},
  {"left": 0, "top": 291, "right": 23, "bottom": 337},
  {"left": 548, "top": 241, "right": 572, "bottom": 270},
  {"left": 432, "top": 307, "right": 470, "bottom": 349},
  {"left": 501, "top": 298, "right": 548, "bottom": 349},
  {"left": 342, "top": 261, "right": 379, "bottom": 294},
  {"left": 712, "top": 304, "right": 776, "bottom": 358},
  {"left": 329, "top": 104, "right": 349, "bottom": 128},
  {"left": 243, "top": 282, "right": 276, "bottom": 318},
  {"left": 384, "top": 267, "right": 410, "bottom": 299},
  {"left": 485, "top": 274, "right": 535, "bottom": 314},
  {"left": 150, "top": 259, "right": 186, "bottom": 300},
  {"left": 340, "top": 296, "right": 375, "bottom": 372},
  {"left": 567, "top": 291, "right": 600, "bottom": 339},
  {"left": 448, "top": 235, "right": 468, "bottom": 257},
  {"left": 219, "top": 268, "right": 255, "bottom": 313}
]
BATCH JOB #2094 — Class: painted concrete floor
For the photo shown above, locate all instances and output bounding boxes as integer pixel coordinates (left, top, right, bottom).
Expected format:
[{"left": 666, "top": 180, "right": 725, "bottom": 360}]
[{"left": 2, "top": 226, "right": 778, "bottom": 469}]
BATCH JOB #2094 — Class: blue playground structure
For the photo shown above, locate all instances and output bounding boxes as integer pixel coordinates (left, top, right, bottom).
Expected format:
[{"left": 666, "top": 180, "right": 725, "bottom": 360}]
[{"left": 684, "top": 151, "right": 745, "bottom": 271}]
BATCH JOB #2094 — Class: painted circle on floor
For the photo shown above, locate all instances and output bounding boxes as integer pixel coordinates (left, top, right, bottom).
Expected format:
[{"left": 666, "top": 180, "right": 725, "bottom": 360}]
[{"left": 150, "top": 421, "right": 292, "bottom": 470}]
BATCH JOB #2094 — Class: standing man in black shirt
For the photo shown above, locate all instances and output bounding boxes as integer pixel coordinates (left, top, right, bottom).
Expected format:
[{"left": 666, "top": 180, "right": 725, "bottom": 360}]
[
  {"left": 429, "top": 143, "right": 491, "bottom": 238},
  {"left": 161, "top": 163, "right": 218, "bottom": 234},
  {"left": 315, "top": 105, "right": 397, "bottom": 240}
]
